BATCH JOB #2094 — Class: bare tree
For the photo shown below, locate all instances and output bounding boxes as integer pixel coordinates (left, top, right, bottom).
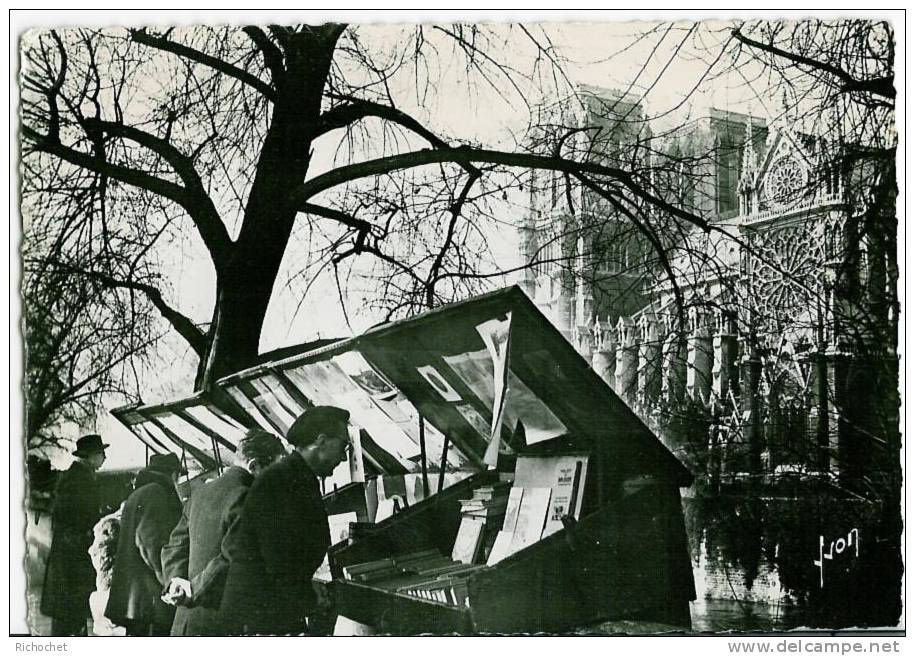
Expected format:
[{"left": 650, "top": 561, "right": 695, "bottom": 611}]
[
  {"left": 20, "top": 22, "right": 896, "bottom": 494},
  {"left": 22, "top": 248, "right": 155, "bottom": 452},
  {"left": 21, "top": 23, "right": 724, "bottom": 394}
]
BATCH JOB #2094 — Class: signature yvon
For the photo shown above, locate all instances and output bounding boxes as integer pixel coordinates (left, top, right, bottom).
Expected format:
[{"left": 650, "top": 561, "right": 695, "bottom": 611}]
[{"left": 813, "top": 528, "right": 859, "bottom": 588}]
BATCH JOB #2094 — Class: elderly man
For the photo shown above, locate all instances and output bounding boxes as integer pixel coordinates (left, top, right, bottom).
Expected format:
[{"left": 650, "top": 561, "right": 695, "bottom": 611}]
[
  {"left": 221, "top": 406, "right": 352, "bottom": 635},
  {"left": 41, "top": 434, "right": 108, "bottom": 636},
  {"left": 105, "top": 453, "right": 185, "bottom": 636},
  {"left": 160, "top": 429, "right": 287, "bottom": 636}
]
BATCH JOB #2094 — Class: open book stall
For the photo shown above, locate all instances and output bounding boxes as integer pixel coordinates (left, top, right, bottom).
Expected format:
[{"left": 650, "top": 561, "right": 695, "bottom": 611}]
[
  {"left": 112, "top": 358, "right": 473, "bottom": 520},
  {"left": 111, "top": 392, "right": 251, "bottom": 496},
  {"left": 113, "top": 286, "right": 696, "bottom": 634}
]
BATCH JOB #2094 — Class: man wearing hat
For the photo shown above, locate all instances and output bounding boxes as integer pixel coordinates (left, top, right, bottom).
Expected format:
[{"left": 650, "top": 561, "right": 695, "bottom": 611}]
[
  {"left": 105, "top": 452, "right": 185, "bottom": 636},
  {"left": 41, "top": 434, "right": 108, "bottom": 635},
  {"left": 221, "top": 406, "right": 352, "bottom": 635},
  {"left": 160, "top": 429, "right": 287, "bottom": 635}
]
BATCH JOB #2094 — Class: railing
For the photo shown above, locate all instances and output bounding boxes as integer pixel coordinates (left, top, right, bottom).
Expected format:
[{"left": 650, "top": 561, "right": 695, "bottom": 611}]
[{"left": 739, "top": 192, "right": 844, "bottom": 225}]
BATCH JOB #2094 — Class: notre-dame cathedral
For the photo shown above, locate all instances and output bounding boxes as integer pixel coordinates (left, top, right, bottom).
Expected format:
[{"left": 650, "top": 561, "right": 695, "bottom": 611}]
[{"left": 518, "top": 87, "right": 898, "bottom": 496}]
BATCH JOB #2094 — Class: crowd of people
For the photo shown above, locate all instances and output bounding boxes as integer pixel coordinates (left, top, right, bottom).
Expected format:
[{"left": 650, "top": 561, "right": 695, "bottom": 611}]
[{"left": 40, "top": 405, "right": 353, "bottom": 637}]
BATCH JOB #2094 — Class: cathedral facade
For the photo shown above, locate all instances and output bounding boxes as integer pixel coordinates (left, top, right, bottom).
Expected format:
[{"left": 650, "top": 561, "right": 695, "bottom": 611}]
[{"left": 519, "top": 89, "right": 898, "bottom": 493}]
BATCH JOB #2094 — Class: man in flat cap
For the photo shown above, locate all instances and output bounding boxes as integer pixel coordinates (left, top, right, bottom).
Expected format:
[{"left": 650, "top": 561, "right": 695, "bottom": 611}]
[
  {"left": 41, "top": 434, "right": 108, "bottom": 636},
  {"left": 161, "top": 429, "right": 287, "bottom": 636},
  {"left": 221, "top": 406, "right": 352, "bottom": 635},
  {"left": 105, "top": 453, "right": 185, "bottom": 636}
]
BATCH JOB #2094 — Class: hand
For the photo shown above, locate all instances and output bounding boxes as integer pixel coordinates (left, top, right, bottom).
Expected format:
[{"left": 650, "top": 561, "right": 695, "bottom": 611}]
[
  {"left": 162, "top": 577, "right": 192, "bottom": 606},
  {"left": 312, "top": 581, "right": 334, "bottom": 611}
]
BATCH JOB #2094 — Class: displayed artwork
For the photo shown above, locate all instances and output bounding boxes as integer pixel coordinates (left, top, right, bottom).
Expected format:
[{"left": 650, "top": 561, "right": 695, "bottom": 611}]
[{"left": 416, "top": 365, "right": 463, "bottom": 402}]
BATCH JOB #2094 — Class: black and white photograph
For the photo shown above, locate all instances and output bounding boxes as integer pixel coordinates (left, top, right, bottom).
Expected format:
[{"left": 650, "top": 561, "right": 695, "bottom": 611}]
[{"left": 12, "top": 8, "right": 904, "bottom": 641}]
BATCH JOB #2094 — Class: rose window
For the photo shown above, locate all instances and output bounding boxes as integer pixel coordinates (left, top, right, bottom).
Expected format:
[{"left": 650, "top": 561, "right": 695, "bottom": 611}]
[{"left": 766, "top": 156, "right": 805, "bottom": 206}]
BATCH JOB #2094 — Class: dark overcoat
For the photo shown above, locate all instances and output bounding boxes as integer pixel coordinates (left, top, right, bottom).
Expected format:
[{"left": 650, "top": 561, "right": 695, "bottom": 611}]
[
  {"left": 104, "top": 471, "right": 182, "bottom": 630},
  {"left": 40, "top": 460, "right": 101, "bottom": 621},
  {"left": 161, "top": 466, "right": 253, "bottom": 636},
  {"left": 220, "top": 451, "right": 330, "bottom": 635}
]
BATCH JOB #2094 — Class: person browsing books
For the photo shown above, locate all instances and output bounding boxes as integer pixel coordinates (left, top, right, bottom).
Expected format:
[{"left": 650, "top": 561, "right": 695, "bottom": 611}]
[
  {"left": 105, "top": 453, "right": 185, "bottom": 636},
  {"left": 220, "top": 406, "right": 352, "bottom": 635},
  {"left": 160, "top": 429, "right": 287, "bottom": 636},
  {"left": 41, "top": 434, "right": 108, "bottom": 636}
]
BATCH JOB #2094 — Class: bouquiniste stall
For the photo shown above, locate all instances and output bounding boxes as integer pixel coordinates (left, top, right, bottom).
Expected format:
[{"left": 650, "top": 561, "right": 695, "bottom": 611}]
[{"left": 113, "top": 286, "right": 695, "bottom": 634}]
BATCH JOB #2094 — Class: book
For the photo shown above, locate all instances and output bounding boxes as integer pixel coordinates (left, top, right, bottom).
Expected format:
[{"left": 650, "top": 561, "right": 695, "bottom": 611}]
[
  {"left": 343, "top": 557, "right": 395, "bottom": 574},
  {"left": 513, "top": 455, "right": 555, "bottom": 487},
  {"left": 461, "top": 498, "right": 507, "bottom": 508},
  {"left": 463, "top": 506, "right": 506, "bottom": 520},
  {"left": 448, "top": 580, "right": 469, "bottom": 606},
  {"left": 354, "top": 566, "right": 401, "bottom": 583},
  {"left": 508, "top": 487, "right": 551, "bottom": 552},
  {"left": 451, "top": 517, "right": 486, "bottom": 564},
  {"left": 342, "top": 557, "right": 396, "bottom": 581},
  {"left": 314, "top": 555, "right": 333, "bottom": 582},
  {"left": 567, "top": 459, "right": 584, "bottom": 518},
  {"left": 375, "top": 497, "right": 401, "bottom": 522},
  {"left": 404, "top": 556, "right": 457, "bottom": 575},
  {"left": 543, "top": 459, "right": 584, "bottom": 537},
  {"left": 501, "top": 487, "right": 524, "bottom": 533},
  {"left": 513, "top": 454, "right": 589, "bottom": 539},
  {"left": 363, "top": 478, "right": 379, "bottom": 523},
  {"left": 405, "top": 474, "right": 425, "bottom": 506},
  {"left": 422, "top": 563, "right": 481, "bottom": 579},
  {"left": 393, "top": 548, "right": 442, "bottom": 567},
  {"left": 327, "top": 511, "right": 358, "bottom": 545},
  {"left": 398, "top": 578, "right": 455, "bottom": 604},
  {"left": 480, "top": 522, "right": 501, "bottom": 560},
  {"left": 486, "top": 529, "right": 516, "bottom": 566},
  {"left": 472, "top": 482, "right": 511, "bottom": 500},
  {"left": 397, "top": 565, "right": 483, "bottom": 606}
]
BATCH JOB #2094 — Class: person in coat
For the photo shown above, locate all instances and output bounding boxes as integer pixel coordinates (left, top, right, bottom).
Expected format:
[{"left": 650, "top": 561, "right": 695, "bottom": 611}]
[
  {"left": 220, "top": 406, "right": 352, "bottom": 635},
  {"left": 160, "top": 429, "right": 286, "bottom": 636},
  {"left": 40, "top": 434, "right": 108, "bottom": 636},
  {"left": 104, "top": 453, "right": 185, "bottom": 636}
]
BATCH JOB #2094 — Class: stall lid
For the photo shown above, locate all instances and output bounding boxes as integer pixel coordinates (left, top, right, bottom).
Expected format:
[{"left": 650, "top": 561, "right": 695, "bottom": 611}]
[
  {"left": 218, "top": 285, "right": 692, "bottom": 487},
  {"left": 110, "top": 391, "right": 254, "bottom": 478}
]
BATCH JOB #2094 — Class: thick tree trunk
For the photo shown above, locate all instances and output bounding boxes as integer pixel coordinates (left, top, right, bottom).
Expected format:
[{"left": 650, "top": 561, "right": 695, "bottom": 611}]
[{"left": 194, "top": 27, "right": 344, "bottom": 390}]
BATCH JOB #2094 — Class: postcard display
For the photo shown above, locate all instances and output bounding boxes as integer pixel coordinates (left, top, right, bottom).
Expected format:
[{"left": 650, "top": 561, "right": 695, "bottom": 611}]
[{"left": 113, "top": 287, "right": 696, "bottom": 633}]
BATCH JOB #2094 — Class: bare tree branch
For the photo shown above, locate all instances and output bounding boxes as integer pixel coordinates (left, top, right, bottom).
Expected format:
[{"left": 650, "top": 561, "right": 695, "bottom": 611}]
[
  {"left": 732, "top": 26, "right": 895, "bottom": 100},
  {"left": 317, "top": 95, "right": 450, "bottom": 146},
  {"left": 83, "top": 118, "right": 234, "bottom": 267},
  {"left": 23, "top": 124, "right": 189, "bottom": 204},
  {"left": 426, "top": 171, "right": 480, "bottom": 306},
  {"left": 291, "top": 145, "right": 712, "bottom": 232},
  {"left": 241, "top": 25, "right": 286, "bottom": 84},
  {"left": 34, "top": 261, "right": 209, "bottom": 358},
  {"left": 130, "top": 28, "right": 277, "bottom": 101},
  {"left": 300, "top": 201, "right": 375, "bottom": 234}
]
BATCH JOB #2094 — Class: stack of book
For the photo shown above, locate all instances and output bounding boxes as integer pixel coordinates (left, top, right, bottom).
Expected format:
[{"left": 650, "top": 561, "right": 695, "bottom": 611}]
[
  {"left": 340, "top": 455, "right": 590, "bottom": 610},
  {"left": 342, "top": 548, "right": 452, "bottom": 582},
  {"left": 342, "top": 549, "right": 483, "bottom": 607},
  {"left": 452, "top": 481, "right": 512, "bottom": 564},
  {"left": 397, "top": 563, "right": 485, "bottom": 606},
  {"left": 458, "top": 480, "right": 511, "bottom": 521}
]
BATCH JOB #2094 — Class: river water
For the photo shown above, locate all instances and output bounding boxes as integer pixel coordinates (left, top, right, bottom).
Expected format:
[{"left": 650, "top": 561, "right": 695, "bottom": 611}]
[{"left": 680, "top": 493, "right": 902, "bottom": 632}]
